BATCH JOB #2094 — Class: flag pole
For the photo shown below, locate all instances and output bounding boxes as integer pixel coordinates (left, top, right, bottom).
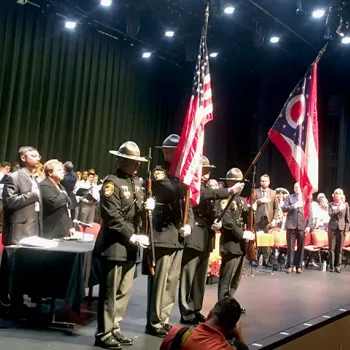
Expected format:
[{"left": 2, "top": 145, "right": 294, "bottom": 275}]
[
  {"left": 217, "top": 43, "right": 328, "bottom": 222},
  {"left": 182, "top": 4, "right": 210, "bottom": 226}
]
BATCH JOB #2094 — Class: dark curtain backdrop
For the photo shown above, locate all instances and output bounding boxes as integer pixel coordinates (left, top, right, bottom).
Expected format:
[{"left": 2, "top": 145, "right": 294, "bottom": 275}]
[{"left": 0, "top": 3, "right": 182, "bottom": 177}]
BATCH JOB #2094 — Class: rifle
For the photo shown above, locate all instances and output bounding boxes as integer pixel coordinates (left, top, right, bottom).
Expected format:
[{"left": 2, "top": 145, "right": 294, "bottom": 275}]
[
  {"left": 141, "top": 147, "right": 156, "bottom": 276},
  {"left": 247, "top": 166, "right": 257, "bottom": 261}
]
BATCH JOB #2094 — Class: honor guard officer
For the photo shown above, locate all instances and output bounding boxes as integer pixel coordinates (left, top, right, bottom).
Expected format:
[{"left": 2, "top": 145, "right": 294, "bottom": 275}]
[
  {"left": 218, "top": 168, "right": 254, "bottom": 310},
  {"left": 179, "top": 157, "right": 245, "bottom": 325},
  {"left": 93, "top": 142, "right": 153, "bottom": 350},
  {"left": 146, "top": 134, "right": 194, "bottom": 338}
]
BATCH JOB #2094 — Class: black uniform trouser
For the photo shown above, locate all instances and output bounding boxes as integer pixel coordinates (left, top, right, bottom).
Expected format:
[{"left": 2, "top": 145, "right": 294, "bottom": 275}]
[
  {"left": 218, "top": 253, "right": 244, "bottom": 300},
  {"left": 96, "top": 260, "right": 136, "bottom": 339},
  {"left": 146, "top": 247, "right": 182, "bottom": 329},
  {"left": 286, "top": 229, "right": 305, "bottom": 269},
  {"left": 328, "top": 228, "right": 345, "bottom": 269},
  {"left": 178, "top": 248, "right": 210, "bottom": 320},
  {"left": 256, "top": 219, "right": 271, "bottom": 263}
]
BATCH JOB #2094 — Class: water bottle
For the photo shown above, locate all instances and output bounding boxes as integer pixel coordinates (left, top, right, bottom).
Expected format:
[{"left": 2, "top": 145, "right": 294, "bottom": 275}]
[{"left": 322, "top": 261, "right": 327, "bottom": 271}]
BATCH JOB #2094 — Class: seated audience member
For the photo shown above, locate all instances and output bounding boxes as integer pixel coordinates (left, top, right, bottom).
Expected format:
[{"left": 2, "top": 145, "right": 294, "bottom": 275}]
[
  {"left": 160, "top": 297, "right": 248, "bottom": 350},
  {"left": 39, "top": 159, "right": 74, "bottom": 240},
  {"left": 316, "top": 197, "right": 330, "bottom": 229}
]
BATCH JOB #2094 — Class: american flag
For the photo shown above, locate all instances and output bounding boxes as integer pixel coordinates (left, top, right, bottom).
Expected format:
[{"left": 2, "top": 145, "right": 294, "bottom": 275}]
[
  {"left": 268, "top": 62, "right": 319, "bottom": 219},
  {"left": 169, "top": 16, "right": 213, "bottom": 206}
]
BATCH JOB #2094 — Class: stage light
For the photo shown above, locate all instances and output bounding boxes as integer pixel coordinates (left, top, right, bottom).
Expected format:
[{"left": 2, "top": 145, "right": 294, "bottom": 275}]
[
  {"left": 209, "top": 52, "right": 219, "bottom": 58},
  {"left": 65, "top": 21, "right": 77, "bottom": 29},
  {"left": 224, "top": 5, "right": 235, "bottom": 15},
  {"left": 142, "top": 52, "right": 152, "bottom": 58},
  {"left": 312, "top": 9, "right": 325, "bottom": 18},
  {"left": 270, "top": 36, "right": 280, "bottom": 43},
  {"left": 100, "top": 0, "right": 112, "bottom": 7},
  {"left": 341, "top": 36, "right": 350, "bottom": 44},
  {"left": 165, "top": 31, "right": 175, "bottom": 37}
]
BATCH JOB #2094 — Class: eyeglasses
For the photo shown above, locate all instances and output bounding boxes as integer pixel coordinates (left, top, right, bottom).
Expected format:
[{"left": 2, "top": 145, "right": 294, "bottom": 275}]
[{"left": 26, "top": 153, "right": 41, "bottom": 160}]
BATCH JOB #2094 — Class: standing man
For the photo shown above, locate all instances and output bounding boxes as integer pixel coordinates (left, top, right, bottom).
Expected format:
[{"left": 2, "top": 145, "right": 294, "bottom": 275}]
[
  {"left": 146, "top": 134, "right": 193, "bottom": 338},
  {"left": 93, "top": 142, "right": 151, "bottom": 350},
  {"left": 254, "top": 174, "right": 279, "bottom": 267},
  {"left": 218, "top": 168, "right": 255, "bottom": 303},
  {"left": 60, "top": 161, "right": 78, "bottom": 221},
  {"left": 282, "top": 182, "right": 313, "bottom": 274},
  {"left": 179, "top": 156, "right": 245, "bottom": 325},
  {"left": 0, "top": 161, "right": 12, "bottom": 232},
  {"left": 0, "top": 146, "right": 42, "bottom": 309}
]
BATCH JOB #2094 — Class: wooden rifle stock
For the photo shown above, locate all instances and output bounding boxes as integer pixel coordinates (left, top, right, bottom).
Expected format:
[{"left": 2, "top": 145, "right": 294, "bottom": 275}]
[{"left": 247, "top": 187, "right": 257, "bottom": 261}]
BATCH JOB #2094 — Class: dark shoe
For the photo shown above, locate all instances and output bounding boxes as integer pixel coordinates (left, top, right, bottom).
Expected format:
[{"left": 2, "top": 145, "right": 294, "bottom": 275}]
[
  {"left": 180, "top": 317, "right": 199, "bottom": 325},
  {"left": 111, "top": 331, "right": 133, "bottom": 345},
  {"left": 145, "top": 326, "right": 168, "bottom": 338},
  {"left": 296, "top": 268, "right": 302, "bottom": 274},
  {"left": 163, "top": 323, "right": 172, "bottom": 332},
  {"left": 335, "top": 267, "right": 342, "bottom": 273},
  {"left": 240, "top": 307, "right": 246, "bottom": 314},
  {"left": 286, "top": 268, "right": 292, "bottom": 274},
  {"left": 195, "top": 312, "right": 206, "bottom": 323},
  {"left": 328, "top": 267, "right": 335, "bottom": 272},
  {"left": 94, "top": 335, "right": 121, "bottom": 349}
]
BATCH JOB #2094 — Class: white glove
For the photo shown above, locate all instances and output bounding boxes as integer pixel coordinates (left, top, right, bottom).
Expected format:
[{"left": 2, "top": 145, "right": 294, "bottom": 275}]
[
  {"left": 211, "top": 220, "right": 222, "bottom": 231},
  {"left": 243, "top": 231, "right": 255, "bottom": 240},
  {"left": 251, "top": 202, "right": 257, "bottom": 211},
  {"left": 179, "top": 224, "right": 191, "bottom": 237},
  {"left": 130, "top": 234, "right": 138, "bottom": 245},
  {"left": 82, "top": 198, "right": 89, "bottom": 204},
  {"left": 293, "top": 201, "right": 303, "bottom": 209},
  {"left": 145, "top": 197, "right": 155, "bottom": 210},
  {"left": 229, "top": 182, "right": 245, "bottom": 195},
  {"left": 339, "top": 203, "right": 346, "bottom": 211},
  {"left": 138, "top": 234, "right": 150, "bottom": 248}
]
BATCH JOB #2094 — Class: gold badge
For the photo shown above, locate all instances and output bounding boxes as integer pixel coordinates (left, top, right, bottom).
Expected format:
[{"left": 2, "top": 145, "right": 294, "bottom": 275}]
[
  {"left": 153, "top": 169, "right": 165, "bottom": 181},
  {"left": 220, "top": 199, "right": 228, "bottom": 210},
  {"left": 103, "top": 181, "right": 114, "bottom": 198}
]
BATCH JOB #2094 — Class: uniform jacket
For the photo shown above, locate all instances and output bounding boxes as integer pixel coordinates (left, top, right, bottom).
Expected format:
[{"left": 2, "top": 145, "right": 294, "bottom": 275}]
[
  {"left": 185, "top": 185, "right": 230, "bottom": 252},
  {"left": 151, "top": 165, "right": 193, "bottom": 249},
  {"left": 219, "top": 198, "right": 246, "bottom": 256},
  {"left": 282, "top": 193, "right": 313, "bottom": 230},
  {"left": 93, "top": 169, "right": 144, "bottom": 262},
  {"left": 328, "top": 201, "right": 350, "bottom": 231},
  {"left": 2, "top": 167, "right": 42, "bottom": 245},
  {"left": 39, "top": 178, "right": 73, "bottom": 240},
  {"left": 254, "top": 188, "right": 279, "bottom": 224}
]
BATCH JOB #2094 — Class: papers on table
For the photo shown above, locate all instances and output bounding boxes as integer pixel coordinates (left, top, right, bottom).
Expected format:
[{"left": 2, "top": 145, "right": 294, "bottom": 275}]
[
  {"left": 70, "top": 231, "right": 95, "bottom": 242},
  {"left": 19, "top": 236, "right": 59, "bottom": 249}
]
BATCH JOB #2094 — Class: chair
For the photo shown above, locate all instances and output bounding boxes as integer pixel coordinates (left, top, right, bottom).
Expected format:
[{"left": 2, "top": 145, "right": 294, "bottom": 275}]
[
  {"left": 311, "top": 230, "right": 329, "bottom": 249},
  {"left": 78, "top": 223, "right": 101, "bottom": 238},
  {"left": 342, "top": 233, "right": 350, "bottom": 267}
]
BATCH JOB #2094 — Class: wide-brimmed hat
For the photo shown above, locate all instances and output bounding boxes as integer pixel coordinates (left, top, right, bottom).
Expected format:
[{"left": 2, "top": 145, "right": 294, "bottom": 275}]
[
  {"left": 275, "top": 187, "right": 290, "bottom": 195},
  {"left": 155, "top": 134, "right": 180, "bottom": 149},
  {"left": 202, "top": 156, "right": 216, "bottom": 168},
  {"left": 109, "top": 141, "right": 148, "bottom": 162},
  {"left": 219, "top": 167, "right": 243, "bottom": 181}
]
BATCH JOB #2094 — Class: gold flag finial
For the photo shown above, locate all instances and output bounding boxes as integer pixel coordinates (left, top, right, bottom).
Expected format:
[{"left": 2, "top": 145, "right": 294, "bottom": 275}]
[{"left": 205, "top": 4, "right": 210, "bottom": 25}]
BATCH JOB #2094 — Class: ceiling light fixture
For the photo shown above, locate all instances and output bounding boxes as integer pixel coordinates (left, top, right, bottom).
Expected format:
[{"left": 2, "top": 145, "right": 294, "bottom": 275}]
[
  {"left": 270, "top": 36, "right": 280, "bottom": 43},
  {"left": 341, "top": 36, "right": 350, "bottom": 44},
  {"left": 312, "top": 9, "right": 325, "bottom": 19},
  {"left": 100, "top": 0, "right": 112, "bottom": 7},
  {"left": 142, "top": 52, "right": 152, "bottom": 58},
  {"left": 165, "top": 31, "right": 175, "bottom": 37},
  {"left": 209, "top": 52, "right": 219, "bottom": 58},
  {"left": 65, "top": 21, "right": 77, "bottom": 29},
  {"left": 224, "top": 5, "right": 235, "bottom": 15}
]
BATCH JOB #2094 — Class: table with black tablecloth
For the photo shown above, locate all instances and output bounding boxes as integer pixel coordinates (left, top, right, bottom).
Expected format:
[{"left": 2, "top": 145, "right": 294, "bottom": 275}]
[{"left": 1, "top": 241, "right": 96, "bottom": 315}]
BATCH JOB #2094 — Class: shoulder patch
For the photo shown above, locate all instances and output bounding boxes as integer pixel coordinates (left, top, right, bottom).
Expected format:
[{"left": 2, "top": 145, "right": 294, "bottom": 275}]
[
  {"left": 103, "top": 181, "right": 115, "bottom": 198},
  {"left": 153, "top": 169, "right": 165, "bottom": 181}
]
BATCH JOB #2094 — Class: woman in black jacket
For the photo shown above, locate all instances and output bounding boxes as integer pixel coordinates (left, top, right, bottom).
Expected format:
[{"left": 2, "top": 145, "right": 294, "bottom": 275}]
[{"left": 39, "top": 159, "right": 74, "bottom": 240}]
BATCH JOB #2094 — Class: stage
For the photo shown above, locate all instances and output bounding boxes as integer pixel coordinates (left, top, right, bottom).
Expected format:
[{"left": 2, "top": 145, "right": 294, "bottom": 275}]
[{"left": 0, "top": 264, "right": 350, "bottom": 350}]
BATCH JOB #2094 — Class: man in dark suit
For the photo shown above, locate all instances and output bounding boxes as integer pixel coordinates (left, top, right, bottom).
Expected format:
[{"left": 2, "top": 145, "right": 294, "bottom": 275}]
[
  {"left": 0, "top": 146, "right": 42, "bottom": 310},
  {"left": 60, "top": 161, "right": 78, "bottom": 221},
  {"left": 254, "top": 174, "right": 279, "bottom": 266},
  {"left": 282, "top": 182, "right": 313, "bottom": 274},
  {"left": 328, "top": 188, "right": 349, "bottom": 273}
]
